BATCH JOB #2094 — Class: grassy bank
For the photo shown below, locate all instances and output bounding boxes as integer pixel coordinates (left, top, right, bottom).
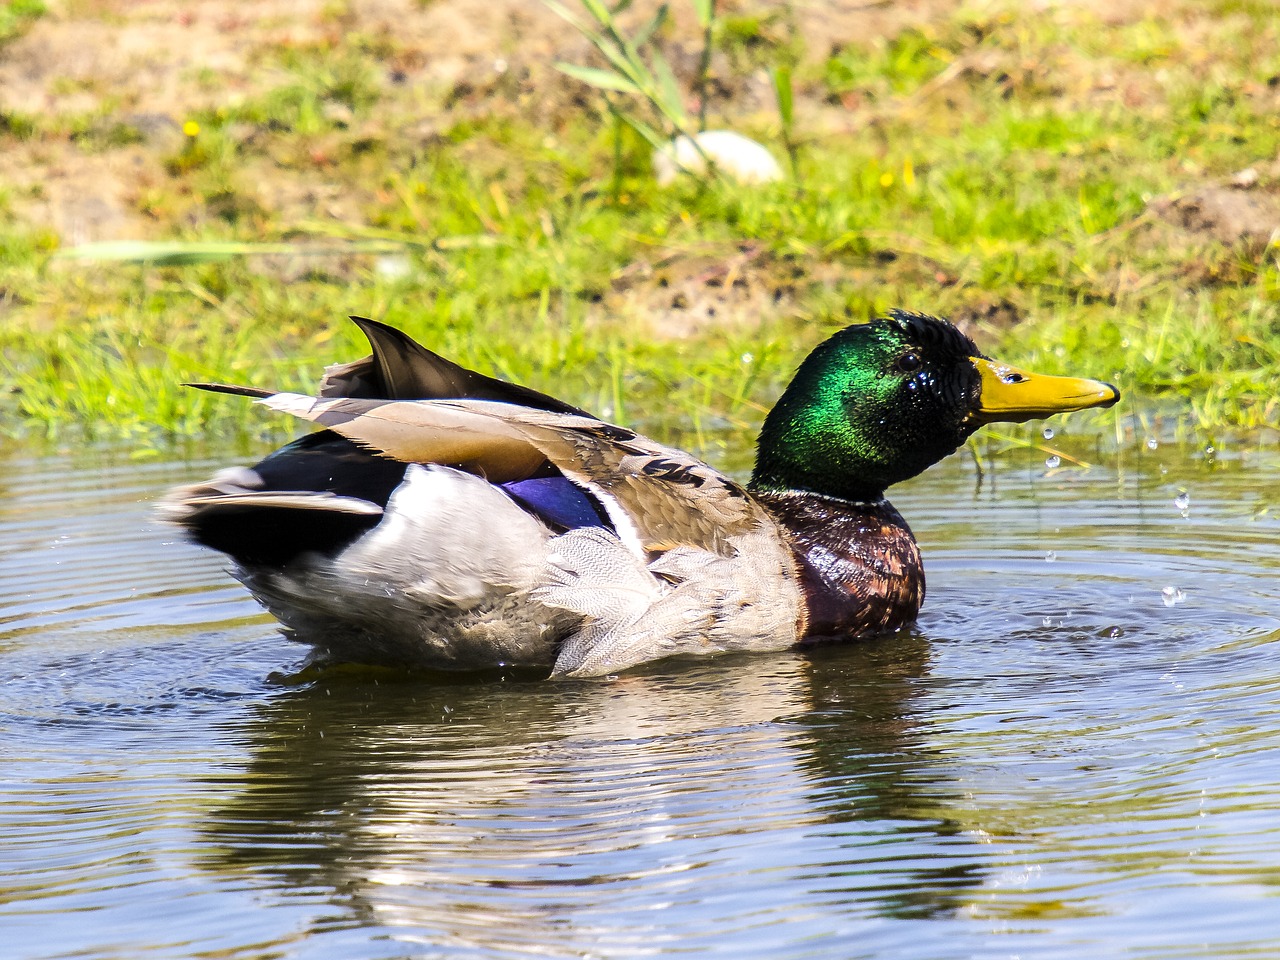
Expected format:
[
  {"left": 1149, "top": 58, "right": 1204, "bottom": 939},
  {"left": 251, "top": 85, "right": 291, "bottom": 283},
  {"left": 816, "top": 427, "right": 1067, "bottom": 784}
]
[{"left": 2, "top": 0, "right": 1278, "bottom": 452}]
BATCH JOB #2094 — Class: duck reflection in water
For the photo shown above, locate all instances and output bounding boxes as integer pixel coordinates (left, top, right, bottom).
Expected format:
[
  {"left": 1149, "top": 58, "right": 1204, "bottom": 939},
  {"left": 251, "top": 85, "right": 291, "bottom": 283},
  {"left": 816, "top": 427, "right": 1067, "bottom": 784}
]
[{"left": 198, "top": 638, "right": 988, "bottom": 953}]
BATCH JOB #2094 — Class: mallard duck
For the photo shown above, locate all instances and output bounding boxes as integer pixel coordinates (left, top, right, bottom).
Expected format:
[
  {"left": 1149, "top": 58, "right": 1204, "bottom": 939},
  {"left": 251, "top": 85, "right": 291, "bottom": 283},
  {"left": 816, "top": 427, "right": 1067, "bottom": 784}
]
[{"left": 161, "top": 311, "right": 1118, "bottom": 677}]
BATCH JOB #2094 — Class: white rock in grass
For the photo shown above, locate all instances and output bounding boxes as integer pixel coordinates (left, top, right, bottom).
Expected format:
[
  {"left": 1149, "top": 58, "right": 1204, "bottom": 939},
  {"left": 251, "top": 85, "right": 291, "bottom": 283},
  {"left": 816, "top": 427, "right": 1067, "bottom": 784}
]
[{"left": 653, "top": 130, "right": 784, "bottom": 186}]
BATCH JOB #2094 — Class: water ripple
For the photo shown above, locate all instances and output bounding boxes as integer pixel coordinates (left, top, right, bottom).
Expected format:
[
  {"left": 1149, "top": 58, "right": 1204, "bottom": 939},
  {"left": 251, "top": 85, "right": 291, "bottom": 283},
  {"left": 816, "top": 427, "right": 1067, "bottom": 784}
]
[{"left": 1, "top": 443, "right": 1278, "bottom": 959}]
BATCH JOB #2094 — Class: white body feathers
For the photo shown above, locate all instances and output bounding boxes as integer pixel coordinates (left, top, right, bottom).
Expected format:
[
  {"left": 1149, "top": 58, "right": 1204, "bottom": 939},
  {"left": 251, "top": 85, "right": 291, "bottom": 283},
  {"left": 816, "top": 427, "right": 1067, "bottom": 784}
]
[{"left": 169, "top": 459, "right": 802, "bottom": 678}]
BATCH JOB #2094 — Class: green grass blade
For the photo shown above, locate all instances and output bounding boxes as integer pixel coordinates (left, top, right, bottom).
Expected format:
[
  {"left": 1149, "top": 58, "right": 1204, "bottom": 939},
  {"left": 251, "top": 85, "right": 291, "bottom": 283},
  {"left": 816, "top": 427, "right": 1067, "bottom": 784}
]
[
  {"left": 577, "top": 0, "right": 614, "bottom": 26},
  {"left": 542, "top": 0, "right": 590, "bottom": 34},
  {"left": 649, "top": 48, "right": 688, "bottom": 128},
  {"left": 56, "top": 241, "right": 297, "bottom": 264},
  {"left": 55, "top": 240, "right": 402, "bottom": 265},
  {"left": 772, "top": 65, "right": 794, "bottom": 128},
  {"left": 633, "top": 3, "right": 668, "bottom": 47},
  {"left": 554, "top": 62, "right": 642, "bottom": 94},
  {"left": 619, "top": 112, "right": 668, "bottom": 151}
]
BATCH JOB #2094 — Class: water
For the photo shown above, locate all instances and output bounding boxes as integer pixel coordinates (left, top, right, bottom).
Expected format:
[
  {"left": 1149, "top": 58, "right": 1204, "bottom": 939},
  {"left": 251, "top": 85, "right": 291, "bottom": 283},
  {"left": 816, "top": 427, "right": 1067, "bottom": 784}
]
[{"left": 3, "top": 437, "right": 1279, "bottom": 959}]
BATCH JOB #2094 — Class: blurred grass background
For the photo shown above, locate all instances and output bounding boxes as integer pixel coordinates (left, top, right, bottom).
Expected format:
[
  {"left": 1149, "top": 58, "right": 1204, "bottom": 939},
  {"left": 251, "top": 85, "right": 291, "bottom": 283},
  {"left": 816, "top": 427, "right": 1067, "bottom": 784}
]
[{"left": 1, "top": 0, "right": 1278, "bottom": 452}]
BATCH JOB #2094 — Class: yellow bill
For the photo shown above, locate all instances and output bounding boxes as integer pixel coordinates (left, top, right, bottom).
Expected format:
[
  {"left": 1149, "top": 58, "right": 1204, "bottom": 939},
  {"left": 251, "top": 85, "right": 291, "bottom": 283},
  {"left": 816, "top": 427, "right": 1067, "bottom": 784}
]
[{"left": 969, "top": 357, "right": 1120, "bottom": 425}]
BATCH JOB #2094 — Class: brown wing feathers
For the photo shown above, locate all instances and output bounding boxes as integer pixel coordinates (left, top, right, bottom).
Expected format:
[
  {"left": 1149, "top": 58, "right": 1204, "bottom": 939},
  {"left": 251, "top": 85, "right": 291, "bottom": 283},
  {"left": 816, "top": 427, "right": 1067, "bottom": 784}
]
[
  {"left": 257, "top": 393, "right": 768, "bottom": 555},
  {"left": 258, "top": 394, "right": 553, "bottom": 485},
  {"left": 182, "top": 316, "right": 770, "bottom": 557}
]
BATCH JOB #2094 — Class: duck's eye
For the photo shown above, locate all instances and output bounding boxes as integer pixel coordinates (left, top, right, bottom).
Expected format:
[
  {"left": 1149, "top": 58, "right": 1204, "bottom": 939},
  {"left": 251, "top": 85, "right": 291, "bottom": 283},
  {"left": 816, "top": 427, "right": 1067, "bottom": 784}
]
[{"left": 897, "top": 352, "right": 922, "bottom": 373}]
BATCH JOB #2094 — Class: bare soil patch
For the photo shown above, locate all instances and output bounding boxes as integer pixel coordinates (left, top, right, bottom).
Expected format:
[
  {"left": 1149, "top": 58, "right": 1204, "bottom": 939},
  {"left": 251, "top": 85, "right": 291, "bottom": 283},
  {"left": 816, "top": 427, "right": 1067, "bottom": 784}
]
[
  {"left": 3, "top": 0, "right": 1277, "bottom": 346},
  {"left": 1148, "top": 175, "right": 1280, "bottom": 248},
  {"left": 0, "top": 0, "right": 966, "bottom": 244}
]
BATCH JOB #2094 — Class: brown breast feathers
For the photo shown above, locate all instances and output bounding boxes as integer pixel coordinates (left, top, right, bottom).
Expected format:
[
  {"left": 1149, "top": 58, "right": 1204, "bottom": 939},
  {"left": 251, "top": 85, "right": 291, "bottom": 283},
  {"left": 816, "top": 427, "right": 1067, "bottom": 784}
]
[{"left": 754, "top": 491, "right": 924, "bottom": 641}]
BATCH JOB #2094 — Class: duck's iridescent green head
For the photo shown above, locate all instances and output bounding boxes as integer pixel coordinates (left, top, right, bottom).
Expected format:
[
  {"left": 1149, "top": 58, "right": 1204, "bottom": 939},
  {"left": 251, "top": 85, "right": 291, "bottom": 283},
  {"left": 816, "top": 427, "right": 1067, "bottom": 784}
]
[{"left": 750, "top": 310, "right": 1119, "bottom": 502}]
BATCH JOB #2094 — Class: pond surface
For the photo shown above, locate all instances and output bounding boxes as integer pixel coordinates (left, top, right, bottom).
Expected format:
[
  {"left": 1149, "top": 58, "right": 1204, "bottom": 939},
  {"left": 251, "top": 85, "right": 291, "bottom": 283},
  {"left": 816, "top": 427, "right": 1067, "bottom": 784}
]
[{"left": 3, "top": 435, "right": 1279, "bottom": 959}]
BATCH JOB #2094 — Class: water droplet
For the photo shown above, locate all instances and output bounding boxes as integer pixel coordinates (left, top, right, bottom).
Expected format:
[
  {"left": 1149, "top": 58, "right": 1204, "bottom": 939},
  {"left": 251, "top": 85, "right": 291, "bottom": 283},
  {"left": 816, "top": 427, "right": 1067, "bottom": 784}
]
[
  {"left": 1174, "top": 491, "right": 1190, "bottom": 517},
  {"left": 1161, "top": 586, "right": 1186, "bottom": 607},
  {"left": 1146, "top": 437, "right": 1159, "bottom": 451},
  {"left": 1045, "top": 455, "right": 1061, "bottom": 469},
  {"left": 1045, "top": 550, "right": 1057, "bottom": 562},
  {"left": 1042, "top": 427, "right": 1055, "bottom": 440},
  {"left": 741, "top": 352, "right": 754, "bottom": 365},
  {"left": 1041, "top": 616, "right": 1054, "bottom": 628}
]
